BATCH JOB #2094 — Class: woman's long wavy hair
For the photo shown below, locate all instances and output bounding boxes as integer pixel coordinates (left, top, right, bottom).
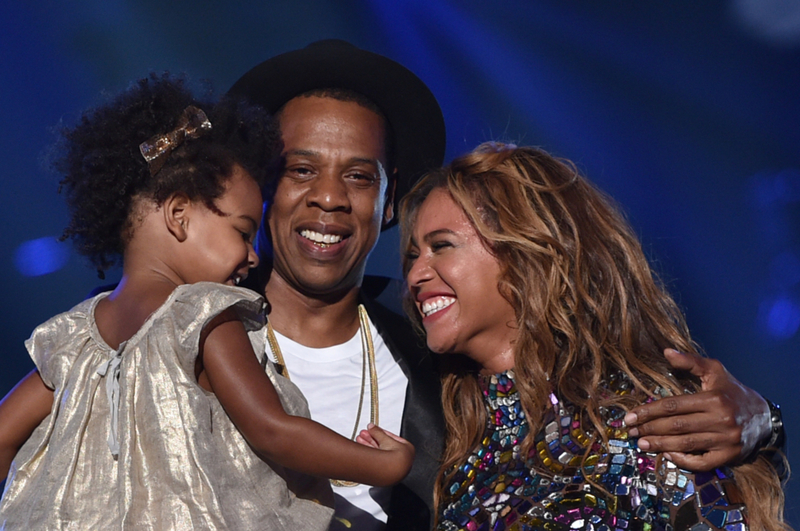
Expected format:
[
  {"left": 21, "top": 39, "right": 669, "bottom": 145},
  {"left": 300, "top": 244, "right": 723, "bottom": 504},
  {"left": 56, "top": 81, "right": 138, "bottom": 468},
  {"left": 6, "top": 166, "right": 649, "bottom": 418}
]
[{"left": 399, "top": 143, "right": 788, "bottom": 530}]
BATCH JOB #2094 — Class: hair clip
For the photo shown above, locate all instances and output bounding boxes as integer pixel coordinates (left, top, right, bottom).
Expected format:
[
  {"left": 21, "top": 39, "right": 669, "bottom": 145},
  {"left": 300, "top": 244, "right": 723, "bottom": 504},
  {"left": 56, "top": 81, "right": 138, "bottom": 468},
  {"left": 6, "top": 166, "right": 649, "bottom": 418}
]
[{"left": 139, "top": 105, "right": 212, "bottom": 175}]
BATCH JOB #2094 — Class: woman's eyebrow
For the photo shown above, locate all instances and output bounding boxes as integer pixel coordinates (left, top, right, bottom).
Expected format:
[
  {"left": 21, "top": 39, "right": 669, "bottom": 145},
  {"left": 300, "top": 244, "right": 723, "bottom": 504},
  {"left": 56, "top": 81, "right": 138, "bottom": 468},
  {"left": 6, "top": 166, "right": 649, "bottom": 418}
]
[{"left": 424, "top": 228, "right": 456, "bottom": 242}]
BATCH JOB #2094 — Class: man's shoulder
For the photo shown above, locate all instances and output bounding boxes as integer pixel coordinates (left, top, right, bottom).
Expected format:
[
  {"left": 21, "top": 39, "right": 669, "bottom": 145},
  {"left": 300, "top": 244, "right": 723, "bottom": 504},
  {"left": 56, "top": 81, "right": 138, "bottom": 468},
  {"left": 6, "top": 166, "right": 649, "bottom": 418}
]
[
  {"left": 360, "top": 276, "right": 414, "bottom": 340},
  {"left": 361, "top": 275, "right": 405, "bottom": 315},
  {"left": 360, "top": 275, "right": 431, "bottom": 365}
]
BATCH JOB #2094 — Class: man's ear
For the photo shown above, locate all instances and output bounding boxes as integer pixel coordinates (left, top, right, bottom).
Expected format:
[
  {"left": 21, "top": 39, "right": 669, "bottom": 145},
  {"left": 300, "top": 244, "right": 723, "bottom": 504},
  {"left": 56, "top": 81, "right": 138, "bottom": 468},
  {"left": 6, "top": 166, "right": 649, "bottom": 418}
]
[
  {"left": 383, "top": 169, "right": 398, "bottom": 226},
  {"left": 164, "top": 193, "right": 192, "bottom": 242}
]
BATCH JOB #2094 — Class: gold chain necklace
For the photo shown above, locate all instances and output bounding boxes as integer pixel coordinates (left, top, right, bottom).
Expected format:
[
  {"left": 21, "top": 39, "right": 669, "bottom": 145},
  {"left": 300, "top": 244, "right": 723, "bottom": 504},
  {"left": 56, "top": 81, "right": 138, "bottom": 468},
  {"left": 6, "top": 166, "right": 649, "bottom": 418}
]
[{"left": 265, "top": 304, "right": 379, "bottom": 488}]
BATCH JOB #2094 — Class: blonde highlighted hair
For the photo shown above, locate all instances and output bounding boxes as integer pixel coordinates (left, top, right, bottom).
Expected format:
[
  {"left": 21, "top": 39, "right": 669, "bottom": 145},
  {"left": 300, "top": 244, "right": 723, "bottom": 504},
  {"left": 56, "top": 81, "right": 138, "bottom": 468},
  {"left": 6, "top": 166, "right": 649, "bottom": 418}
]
[{"left": 400, "top": 142, "right": 788, "bottom": 530}]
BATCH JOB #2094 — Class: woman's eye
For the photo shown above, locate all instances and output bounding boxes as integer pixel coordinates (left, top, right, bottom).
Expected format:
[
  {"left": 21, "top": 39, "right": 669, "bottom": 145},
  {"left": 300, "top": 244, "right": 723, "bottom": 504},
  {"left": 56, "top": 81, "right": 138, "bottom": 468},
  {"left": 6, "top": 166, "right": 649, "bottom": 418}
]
[{"left": 431, "top": 241, "right": 452, "bottom": 251}]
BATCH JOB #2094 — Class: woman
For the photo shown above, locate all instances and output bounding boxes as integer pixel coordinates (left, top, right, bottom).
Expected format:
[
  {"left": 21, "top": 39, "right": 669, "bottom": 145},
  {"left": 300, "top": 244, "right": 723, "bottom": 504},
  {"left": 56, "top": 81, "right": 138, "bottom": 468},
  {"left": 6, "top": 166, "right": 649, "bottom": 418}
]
[{"left": 399, "top": 143, "right": 788, "bottom": 530}]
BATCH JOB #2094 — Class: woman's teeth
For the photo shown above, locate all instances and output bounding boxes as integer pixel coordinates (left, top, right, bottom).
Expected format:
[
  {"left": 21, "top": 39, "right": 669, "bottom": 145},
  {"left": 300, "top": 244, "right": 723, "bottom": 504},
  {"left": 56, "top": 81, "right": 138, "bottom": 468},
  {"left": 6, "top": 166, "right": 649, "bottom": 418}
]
[
  {"left": 300, "top": 229, "right": 343, "bottom": 246},
  {"left": 421, "top": 297, "right": 455, "bottom": 317}
]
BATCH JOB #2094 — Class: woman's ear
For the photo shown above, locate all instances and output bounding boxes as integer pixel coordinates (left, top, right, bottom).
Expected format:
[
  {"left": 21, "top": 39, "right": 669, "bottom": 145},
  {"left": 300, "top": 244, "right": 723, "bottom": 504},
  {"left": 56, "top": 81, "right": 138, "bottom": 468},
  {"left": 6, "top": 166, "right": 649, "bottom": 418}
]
[{"left": 164, "top": 193, "right": 192, "bottom": 242}]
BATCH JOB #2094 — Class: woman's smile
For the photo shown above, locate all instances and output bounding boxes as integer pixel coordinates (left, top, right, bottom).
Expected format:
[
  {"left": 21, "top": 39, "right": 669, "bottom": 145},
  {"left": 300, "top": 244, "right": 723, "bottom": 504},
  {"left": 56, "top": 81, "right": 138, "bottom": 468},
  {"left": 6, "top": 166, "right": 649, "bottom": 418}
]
[{"left": 405, "top": 188, "right": 517, "bottom": 369}]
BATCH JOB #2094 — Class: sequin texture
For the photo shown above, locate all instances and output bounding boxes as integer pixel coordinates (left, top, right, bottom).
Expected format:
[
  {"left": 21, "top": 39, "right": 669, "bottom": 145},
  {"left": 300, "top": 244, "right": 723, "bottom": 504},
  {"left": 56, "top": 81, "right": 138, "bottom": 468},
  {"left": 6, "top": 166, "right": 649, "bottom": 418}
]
[{"left": 436, "top": 370, "right": 749, "bottom": 531}]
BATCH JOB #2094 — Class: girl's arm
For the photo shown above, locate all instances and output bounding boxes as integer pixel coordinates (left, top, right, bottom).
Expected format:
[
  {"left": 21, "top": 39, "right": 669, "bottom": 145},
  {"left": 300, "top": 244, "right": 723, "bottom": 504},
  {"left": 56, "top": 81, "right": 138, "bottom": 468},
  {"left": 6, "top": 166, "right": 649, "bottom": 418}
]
[
  {"left": 0, "top": 370, "right": 54, "bottom": 481},
  {"left": 198, "top": 310, "right": 414, "bottom": 487}
]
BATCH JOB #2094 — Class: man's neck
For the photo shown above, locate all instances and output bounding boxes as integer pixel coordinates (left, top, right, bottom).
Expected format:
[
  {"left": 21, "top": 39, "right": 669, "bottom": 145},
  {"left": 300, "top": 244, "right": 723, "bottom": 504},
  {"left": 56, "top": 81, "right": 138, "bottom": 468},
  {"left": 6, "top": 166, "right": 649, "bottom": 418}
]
[{"left": 265, "top": 273, "right": 363, "bottom": 348}]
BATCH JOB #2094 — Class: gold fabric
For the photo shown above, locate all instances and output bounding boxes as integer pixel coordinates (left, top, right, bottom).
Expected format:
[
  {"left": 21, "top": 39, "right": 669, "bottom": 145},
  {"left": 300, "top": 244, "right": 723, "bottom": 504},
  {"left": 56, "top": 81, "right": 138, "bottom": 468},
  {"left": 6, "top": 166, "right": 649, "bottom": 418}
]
[{"left": 0, "top": 282, "right": 334, "bottom": 530}]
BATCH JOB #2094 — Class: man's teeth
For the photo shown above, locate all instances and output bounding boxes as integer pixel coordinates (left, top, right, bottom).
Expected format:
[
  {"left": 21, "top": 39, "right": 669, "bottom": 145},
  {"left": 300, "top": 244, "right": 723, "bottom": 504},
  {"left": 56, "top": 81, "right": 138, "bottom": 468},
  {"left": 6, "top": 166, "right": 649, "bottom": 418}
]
[
  {"left": 421, "top": 297, "right": 455, "bottom": 317},
  {"left": 300, "top": 229, "right": 343, "bottom": 245}
]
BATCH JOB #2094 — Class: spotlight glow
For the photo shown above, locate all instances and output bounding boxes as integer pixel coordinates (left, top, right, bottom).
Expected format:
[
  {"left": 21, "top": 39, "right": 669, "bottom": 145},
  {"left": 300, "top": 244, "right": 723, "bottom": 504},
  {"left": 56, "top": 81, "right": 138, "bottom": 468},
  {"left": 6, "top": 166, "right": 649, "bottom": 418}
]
[
  {"left": 763, "top": 296, "right": 800, "bottom": 339},
  {"left": 14, "top": 237, "right": 68, "bottom": 277}
]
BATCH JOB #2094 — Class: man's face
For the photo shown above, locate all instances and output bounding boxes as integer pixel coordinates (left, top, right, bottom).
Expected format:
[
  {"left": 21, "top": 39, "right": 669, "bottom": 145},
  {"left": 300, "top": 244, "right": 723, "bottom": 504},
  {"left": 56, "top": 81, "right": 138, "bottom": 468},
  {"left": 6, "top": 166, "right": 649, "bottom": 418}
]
[{"left": 267, "top": 95, "right": 395, "bottom": 298}]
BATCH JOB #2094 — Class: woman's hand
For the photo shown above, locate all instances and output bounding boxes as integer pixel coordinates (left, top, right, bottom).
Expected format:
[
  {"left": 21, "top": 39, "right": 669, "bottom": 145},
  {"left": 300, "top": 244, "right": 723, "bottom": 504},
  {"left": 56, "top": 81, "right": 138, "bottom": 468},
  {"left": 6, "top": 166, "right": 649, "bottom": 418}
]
[{"left": 623, "top": 349, "right": 771, "bottom": 471}]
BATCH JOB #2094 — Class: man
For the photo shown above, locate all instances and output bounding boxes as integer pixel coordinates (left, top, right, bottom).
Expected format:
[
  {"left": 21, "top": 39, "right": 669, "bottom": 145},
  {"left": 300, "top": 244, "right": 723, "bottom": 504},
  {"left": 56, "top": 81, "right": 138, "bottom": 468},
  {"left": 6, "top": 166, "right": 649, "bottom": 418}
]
[
  {"left": 228, "top": 40, "right": 445, "bottom": 530},
  {"left": 227, "top": 40, "right": 782, "bottom": 530}
]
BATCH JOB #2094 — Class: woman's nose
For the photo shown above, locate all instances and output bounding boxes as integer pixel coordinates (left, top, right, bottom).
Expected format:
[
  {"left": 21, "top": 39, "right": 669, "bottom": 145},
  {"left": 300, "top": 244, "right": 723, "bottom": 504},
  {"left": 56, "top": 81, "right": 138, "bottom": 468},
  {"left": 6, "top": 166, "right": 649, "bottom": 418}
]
[{"left": 406, "top": 254, "right": 433, "bottom": 287}]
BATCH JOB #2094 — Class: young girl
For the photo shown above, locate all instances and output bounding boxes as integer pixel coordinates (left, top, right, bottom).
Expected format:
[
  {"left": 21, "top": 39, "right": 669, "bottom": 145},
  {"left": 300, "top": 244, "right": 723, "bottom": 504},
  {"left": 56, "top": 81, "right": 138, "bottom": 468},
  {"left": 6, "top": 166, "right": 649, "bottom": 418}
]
[{"left": 0, "top": 74, "right": 413, "bottom": 530}]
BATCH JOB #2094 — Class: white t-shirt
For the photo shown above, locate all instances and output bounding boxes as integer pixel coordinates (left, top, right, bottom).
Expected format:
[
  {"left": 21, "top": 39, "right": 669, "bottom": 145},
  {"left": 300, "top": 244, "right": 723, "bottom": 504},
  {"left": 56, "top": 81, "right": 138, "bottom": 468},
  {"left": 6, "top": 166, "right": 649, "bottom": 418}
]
[{"left": 269, "top": 312, "right": 408, "bottom": 530}]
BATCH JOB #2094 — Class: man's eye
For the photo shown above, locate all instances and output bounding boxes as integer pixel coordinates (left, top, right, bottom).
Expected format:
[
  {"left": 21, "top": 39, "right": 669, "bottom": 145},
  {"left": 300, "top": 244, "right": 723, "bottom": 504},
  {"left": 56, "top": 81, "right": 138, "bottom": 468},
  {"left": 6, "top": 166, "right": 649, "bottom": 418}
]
[
  {"left": 285, "top": 167, "right": 313, "bottom": 178},
  {"left": 349, "top": 172, "right": 377, "bottom": 183}
]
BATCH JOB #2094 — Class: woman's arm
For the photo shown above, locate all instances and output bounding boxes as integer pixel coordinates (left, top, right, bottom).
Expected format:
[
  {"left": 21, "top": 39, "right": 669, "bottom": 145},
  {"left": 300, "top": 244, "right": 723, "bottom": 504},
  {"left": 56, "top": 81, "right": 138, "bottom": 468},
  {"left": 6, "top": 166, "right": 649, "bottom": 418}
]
[
  {"left": 0, "top": 370, "right": 54, "bottom": 481},
  {"left": 198, "top": 311, "right": 414, "bottom": 487}
]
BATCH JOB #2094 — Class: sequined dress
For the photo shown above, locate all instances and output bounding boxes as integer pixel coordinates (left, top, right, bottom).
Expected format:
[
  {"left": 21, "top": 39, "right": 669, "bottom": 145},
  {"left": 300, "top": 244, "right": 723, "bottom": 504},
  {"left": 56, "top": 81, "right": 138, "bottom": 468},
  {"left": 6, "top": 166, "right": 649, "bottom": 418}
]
[
  {"left": 0, "top": 282, "right": 333, "bottom": 530},
  {"left": 437, "top": 370, "right": 749, "bottom": 531}
]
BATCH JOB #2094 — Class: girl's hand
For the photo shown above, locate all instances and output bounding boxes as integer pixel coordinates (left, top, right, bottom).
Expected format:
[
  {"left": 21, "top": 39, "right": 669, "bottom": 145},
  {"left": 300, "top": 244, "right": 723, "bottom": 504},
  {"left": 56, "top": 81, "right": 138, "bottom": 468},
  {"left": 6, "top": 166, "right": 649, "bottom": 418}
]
[
  {"left": 358, "top": 424, "right": 415, "bottom": 484},
  {"left": 355, "top": 427, "right": 379, "bottom": 448}
]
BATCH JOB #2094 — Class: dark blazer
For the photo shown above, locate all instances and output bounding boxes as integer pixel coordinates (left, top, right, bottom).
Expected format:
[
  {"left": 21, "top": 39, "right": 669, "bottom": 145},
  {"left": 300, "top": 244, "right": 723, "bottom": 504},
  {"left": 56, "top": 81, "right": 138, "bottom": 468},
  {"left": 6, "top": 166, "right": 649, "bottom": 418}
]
[{"left": 361, "top": 276, "right": 445, "bottom": 531}]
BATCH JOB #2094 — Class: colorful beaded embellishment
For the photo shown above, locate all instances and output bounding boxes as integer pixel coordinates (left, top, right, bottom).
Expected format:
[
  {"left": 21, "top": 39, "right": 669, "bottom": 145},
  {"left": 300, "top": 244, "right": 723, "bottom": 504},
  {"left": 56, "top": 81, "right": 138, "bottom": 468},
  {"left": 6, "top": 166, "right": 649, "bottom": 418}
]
[{"left": 437, "top": 370, "right": 749, "bottom": 531}]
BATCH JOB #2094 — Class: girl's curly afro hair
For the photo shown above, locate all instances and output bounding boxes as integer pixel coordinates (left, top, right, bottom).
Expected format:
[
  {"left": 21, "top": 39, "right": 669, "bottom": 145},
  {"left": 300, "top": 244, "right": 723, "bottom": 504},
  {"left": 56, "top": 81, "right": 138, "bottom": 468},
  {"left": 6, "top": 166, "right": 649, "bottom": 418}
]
[{"left": 55, "top": 72, "right": 279, "bottom": 276}]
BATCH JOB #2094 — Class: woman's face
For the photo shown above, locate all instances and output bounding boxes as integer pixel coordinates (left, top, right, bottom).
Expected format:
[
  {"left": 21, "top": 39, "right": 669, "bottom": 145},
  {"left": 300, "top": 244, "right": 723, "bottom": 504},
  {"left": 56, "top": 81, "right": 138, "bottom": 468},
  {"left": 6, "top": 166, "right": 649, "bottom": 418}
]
[{"left": 405, "top": 188, "right": 517, "bottom": 372}]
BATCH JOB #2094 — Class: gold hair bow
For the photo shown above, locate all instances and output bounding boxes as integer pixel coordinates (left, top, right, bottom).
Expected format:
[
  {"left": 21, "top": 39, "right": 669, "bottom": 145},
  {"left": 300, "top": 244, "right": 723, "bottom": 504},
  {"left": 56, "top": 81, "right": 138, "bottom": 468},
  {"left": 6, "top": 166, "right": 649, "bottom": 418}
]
[{"left": 139, "top": 105, "right": 212, "bottom": 175}]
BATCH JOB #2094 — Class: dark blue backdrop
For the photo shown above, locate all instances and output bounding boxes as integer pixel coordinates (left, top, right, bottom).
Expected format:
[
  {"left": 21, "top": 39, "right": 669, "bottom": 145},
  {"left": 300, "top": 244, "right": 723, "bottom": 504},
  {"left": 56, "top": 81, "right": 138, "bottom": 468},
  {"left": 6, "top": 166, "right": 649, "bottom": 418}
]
[{"left": 2, "top": 0, "right": 798, "bottom": 519}]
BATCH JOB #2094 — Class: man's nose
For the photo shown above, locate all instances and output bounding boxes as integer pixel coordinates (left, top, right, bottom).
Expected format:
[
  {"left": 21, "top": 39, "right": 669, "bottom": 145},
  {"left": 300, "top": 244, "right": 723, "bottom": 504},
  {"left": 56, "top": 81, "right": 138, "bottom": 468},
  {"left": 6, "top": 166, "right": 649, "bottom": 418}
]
[{"left": 306, "top": 171, "right": 350, "bottom": 212}]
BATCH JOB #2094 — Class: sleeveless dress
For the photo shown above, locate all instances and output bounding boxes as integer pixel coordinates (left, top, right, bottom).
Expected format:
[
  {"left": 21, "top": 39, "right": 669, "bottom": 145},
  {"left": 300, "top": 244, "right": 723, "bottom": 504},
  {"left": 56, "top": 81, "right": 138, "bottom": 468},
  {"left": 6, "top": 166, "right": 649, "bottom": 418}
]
[
  {"left": 0, "top": 282, "right": 333, "bottom": 530},
  {"left": 437, "top": 370, "right": 750, "bottom": 531}
]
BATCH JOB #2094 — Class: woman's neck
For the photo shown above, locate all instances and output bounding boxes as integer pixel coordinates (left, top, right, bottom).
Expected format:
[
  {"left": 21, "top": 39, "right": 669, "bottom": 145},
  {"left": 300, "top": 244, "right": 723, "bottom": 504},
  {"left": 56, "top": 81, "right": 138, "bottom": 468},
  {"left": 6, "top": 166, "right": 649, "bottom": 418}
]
[{"left": 464, "top": 331, "right": 517, "bottom": 375}]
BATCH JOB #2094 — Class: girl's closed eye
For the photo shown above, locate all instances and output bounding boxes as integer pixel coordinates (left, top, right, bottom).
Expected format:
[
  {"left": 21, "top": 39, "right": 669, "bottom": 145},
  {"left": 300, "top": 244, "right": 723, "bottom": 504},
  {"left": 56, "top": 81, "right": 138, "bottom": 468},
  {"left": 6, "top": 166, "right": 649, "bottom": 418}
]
[{"left": 431, "top": 240, "right": 453, "bottom": 251}]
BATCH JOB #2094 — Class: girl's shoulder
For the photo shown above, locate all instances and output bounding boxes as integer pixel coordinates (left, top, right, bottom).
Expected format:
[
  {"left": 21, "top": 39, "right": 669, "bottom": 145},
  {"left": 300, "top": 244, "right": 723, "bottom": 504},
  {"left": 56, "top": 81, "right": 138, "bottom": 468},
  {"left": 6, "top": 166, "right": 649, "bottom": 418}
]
[
  {"left": 26, "top": 291, "right": 107, "bottom": 353},
  {"left": 169, "top": 282, "right": 266, "bottom": 332},
  {"left": 25, "top": 292, "right": 109, "bottom": 388}
]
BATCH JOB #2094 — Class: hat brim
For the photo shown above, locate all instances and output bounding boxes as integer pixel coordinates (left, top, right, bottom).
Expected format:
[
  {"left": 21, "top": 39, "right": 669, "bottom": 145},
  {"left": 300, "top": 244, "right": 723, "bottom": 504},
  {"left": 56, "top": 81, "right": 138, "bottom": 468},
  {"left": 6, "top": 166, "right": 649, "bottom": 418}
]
[{"left": 227, "top": 39, "right": 446, "bottom": 230}]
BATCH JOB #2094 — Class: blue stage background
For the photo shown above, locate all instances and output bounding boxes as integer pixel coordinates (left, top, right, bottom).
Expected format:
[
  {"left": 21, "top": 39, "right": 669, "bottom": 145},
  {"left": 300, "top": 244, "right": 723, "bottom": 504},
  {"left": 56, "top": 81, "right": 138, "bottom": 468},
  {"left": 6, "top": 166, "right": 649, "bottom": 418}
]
[{"left": 2, "top": 0, "right": 798, "bottom": 518}]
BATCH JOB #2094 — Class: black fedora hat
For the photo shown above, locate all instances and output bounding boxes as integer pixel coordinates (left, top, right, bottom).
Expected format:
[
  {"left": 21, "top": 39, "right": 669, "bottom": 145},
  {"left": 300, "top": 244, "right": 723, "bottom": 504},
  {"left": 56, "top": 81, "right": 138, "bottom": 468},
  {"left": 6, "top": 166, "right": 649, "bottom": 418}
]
[{"left": 227, "top": 39, "right": 446, "bottom": 229}]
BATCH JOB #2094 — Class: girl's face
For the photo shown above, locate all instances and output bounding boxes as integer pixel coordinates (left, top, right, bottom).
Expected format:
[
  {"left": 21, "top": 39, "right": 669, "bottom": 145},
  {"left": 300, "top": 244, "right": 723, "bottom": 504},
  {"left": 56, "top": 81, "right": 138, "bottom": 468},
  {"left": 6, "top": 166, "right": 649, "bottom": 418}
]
[
  {"left": 405, "top": 188, "right": 517, "bottom": 372},
  {"left": 181, "top": 165, "right": 262, "bottom": 286}
]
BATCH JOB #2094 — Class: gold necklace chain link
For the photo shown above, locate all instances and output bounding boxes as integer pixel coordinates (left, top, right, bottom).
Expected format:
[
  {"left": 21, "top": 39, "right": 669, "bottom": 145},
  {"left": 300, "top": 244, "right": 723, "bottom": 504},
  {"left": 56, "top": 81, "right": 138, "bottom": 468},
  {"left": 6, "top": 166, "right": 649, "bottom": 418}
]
[{"left": 265, "top": 304, "right": 378, "bottom": 488}]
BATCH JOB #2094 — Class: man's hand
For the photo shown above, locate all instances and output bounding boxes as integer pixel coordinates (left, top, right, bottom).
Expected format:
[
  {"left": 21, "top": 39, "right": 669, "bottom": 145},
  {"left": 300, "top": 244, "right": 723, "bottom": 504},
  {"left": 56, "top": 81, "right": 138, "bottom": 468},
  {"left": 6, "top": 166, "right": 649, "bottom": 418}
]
[{"left": 623, "top": 348, "right": 771, "bottom": 471}]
